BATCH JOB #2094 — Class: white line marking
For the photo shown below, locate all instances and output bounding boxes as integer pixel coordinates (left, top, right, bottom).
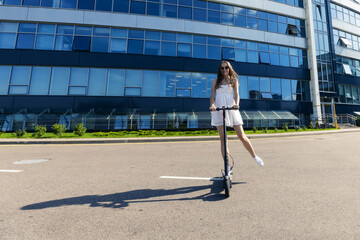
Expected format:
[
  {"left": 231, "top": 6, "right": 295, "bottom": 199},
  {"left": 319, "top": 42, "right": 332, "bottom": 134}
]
[
  {"left": 160, "top": 176, "right": 222, "bottom": 181},
  {"left": 0, "top": 170, "right": 23, "bottom": 173}
]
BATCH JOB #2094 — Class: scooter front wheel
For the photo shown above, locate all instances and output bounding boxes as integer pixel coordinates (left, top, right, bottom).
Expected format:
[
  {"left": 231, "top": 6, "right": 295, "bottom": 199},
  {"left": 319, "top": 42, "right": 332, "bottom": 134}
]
[{"left": 224, "top": 177, "right": 230, "bottom": 198}]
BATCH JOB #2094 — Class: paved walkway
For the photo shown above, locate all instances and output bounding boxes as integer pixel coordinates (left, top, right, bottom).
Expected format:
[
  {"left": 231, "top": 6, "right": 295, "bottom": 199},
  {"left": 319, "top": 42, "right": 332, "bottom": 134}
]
[{"left": 0, "top": 128, "right": 359, "bottom": 145}]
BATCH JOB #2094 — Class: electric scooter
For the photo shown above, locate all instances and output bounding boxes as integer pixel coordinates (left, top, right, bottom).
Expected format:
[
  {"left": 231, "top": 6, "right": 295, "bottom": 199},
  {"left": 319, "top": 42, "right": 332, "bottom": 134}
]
[{"left": 215, "top": 106, "right": 237, "bottom": 198}]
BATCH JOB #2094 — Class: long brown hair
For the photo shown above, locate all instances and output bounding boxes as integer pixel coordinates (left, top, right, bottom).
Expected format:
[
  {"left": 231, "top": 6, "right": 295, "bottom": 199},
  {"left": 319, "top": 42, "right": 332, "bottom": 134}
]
[{"left": 216, "top": 61, "right": 238, "bottom": 89}]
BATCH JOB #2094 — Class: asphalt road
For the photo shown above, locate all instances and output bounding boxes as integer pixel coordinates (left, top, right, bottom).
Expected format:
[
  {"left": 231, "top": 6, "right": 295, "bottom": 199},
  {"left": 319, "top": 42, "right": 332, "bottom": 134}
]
[{"left": 1, "top": 132, "right": 359, "bottom": 240}]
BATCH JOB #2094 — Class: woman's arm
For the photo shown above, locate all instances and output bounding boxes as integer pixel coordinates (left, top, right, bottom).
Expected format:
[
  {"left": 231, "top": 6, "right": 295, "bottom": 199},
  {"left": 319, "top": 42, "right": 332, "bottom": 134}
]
[
  {"left": 209, "top": 79, "right": 217, "bottom": 111},
  {"left": 233, "top": 79, "right": 240, "bottom": 108}
]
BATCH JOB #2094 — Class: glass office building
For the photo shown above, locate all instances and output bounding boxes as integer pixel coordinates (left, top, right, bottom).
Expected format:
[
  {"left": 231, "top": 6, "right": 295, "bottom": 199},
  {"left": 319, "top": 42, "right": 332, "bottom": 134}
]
[{"left": 0, "top": 0, "right": 359, "bottom": 131}]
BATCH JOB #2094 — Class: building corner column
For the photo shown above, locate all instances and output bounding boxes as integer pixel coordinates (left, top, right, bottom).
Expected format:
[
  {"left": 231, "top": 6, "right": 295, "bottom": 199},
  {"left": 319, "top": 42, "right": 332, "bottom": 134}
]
[{"left": 304, "top": 0, "right": 322, "bottom": 123}]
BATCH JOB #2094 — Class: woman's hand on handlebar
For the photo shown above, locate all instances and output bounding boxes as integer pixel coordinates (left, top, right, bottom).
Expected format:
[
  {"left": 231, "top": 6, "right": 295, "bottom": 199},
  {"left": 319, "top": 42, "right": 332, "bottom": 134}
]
[
  {"left": 232, "top": 104, "right": 239, "bottom": 109},
  {"left": 209, "top": 104, "right": 216, "bottom": 111}
]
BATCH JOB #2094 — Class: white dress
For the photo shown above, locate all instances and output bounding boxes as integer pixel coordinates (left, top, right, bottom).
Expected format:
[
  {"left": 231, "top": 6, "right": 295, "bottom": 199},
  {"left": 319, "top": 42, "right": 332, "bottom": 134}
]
[{"left": 211, "top": 84, "right": 243, "bottom": 127}]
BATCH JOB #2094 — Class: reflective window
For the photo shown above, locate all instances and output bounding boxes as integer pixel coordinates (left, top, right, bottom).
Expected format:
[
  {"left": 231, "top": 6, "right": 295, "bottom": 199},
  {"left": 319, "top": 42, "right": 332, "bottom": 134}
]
[
  {"left": 9, "top": 86, "right": 27, "bottom": 95},
  {"left": 147, "top": 2, "right": 161, "bottom": 16},
  {"left": 41, "top": 0, "right": 60, "bottom": 7},
  {"left": 38, "top": 24, "right": 56, "bottom": 34},
  {"left": 191, "top": 73, "right": 207, "bottom": 98},
  {"left": 0, "top": 33, "right": 16, "bottom": 49},
  {"left": 163, "top": 4, "right": 177, "bottom": 18},
  {"left": 107, "top": 69, "right": 125, "bottom": 96},
  {"left": 193, "top": 44, "right": 206, "bottom": 59},
  {"left": 179, "top": 6, "right": 192, "bottom": 20},
  {"left": 114, "top": 0, "right": 130, "bottom": 13},
  {"left": 35, "top": 35, "right": 55, "bottom": 50},
  {"left": 70, "top": 68, "right": 88, "bottom": 86},
  {"left": 126, "top": 70, "right": 142, "bottom": 87},
  {"left": 142, "top": 71, "right": 159, "bottom": 96},
  {"left": 110, "top": 38, "right": 127, "bottom": 53},
  {"left": 111, "top": 28, "right": 127, "bottom": 38},
  {"left": 55, "top": 35, "right": 73, "bottom": 51},
  {"left": 60, "top": 0, "right": 77, "bottom": 9},
  {"left": 161, "top": 42, "right": 176, "bottom": 56},
  {"left": 176, "top": 89, "right": 191, "bottom": 97},
  {"left": 125, "top": 87, "right": 141, "bottom": 96},
  {"left": 3, "top": 0, "right": 22, "bottom": 5},
  {"left": 131, "top": 1, "right": 146, "bottom": 14},
  {"left": 222, "top": 47, "right": 235, "bottom": 60},
  {"left": 23, "top": 0, "right": 40, "bottom": 6},
  {"left": 88, "top": 68, "right": 107, "bottom": 96},
  {"left": 160, "top": 72, "right": 176, "bottom": 97},
  {"left": 16, "top": 34, "right": 35, "bottom": 49},
  {"left": 29, "top": 67, "right": 51, "bottom": 95},
  {"left": 208, "top": 46, "right": 220, "bottom": 60},
  {"left": 11, "top": 66, "right": 31, "bottom": 85},
  {"left": 0, "top": 66, "right": 11, "bottom": 95},
  {"left": 96, "top": 0, "right": 112, "bottom": 11},
  {"left": 128, "top": 39, "right": 144, "bottom": 54},
  {"left": 91, "top": 37, "right": 109, "bottom": 52},
  {"left": 144, "top": 40, "right": 160, "bottom": 55},
  {"left": 57, "top": 25, "right": 74, "bottom": 35},
  {"left": 271, "top": 78, "right": 282, "bottom": 100},
  {"left": 49, "top": 67, "right": 70, "bottom": 95},
  {"left": 176, "top": 72, "right": 191, "bottom": 89},
  {"left": 282, "top": 79, "right": 291, "bottom": 101},
  {"left": 194, "top": 8, "right": 206, "bottom": 21},
  {"left": 239, "top": 76, "right": 248, "bottom": 99},
  {"left": 248, "top": 77, "right": 260, "bottom": 99},
  {"left": 0, "top": 22, "right": 18, "bottom": 32},
  {"left": 177, "top": 43, "right": 191, "bottom": 57},
  {"left": 19, "top": 23, "right": 36, "bottom": 33},
  {"left": 235, "top": 49, "right": 246, "bottom": 62},
  {"left": 72, "top": 36, "right": 91, "bottom": 51},
  {"left": 69, "top": 86, "right": 86, "bottom": 95},
  {"left": 208, "top": 10, "right": 220, "bottom": 23},
  {"left": 260, "top": 77, "right": 271, "bottom": 92},
  {"left": 78, "top": 0, "right": 95, "bottom": 10}
]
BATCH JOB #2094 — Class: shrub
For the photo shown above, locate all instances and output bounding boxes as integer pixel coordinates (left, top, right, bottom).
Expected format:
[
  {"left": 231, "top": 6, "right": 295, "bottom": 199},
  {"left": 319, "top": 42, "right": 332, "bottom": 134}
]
[
  {"left": 263, "top": 127, "right": 268, "bottom": 133},
  {"left": 33, "top": 125, "right": 47, "bottom": 138},
  {"left": 283, "top": 123, "right": 289, "bottom": 131},
  {"left": 309, "top": 121, "right": 315, "bottom": 129},
  {"left": 52, "top": 124, "right": 67, "bottom": 137},
  {"left": 252, "top": 127, "right": 258, "bottom": 133},
  {"left": 74, "top": 123, "right": 87, "bottom": 136},
  {"left": 295, "top": 126, "right": 300, "bottom": 131},
  {"left": 356, "top": 117, "right": 360, "bottom": 127},
  {"left": 274, "top": 128, "right": 278, "bottom": 132},
  {"left": 302, "top": 126, "right": 307, "bottom": 131},
  {"left": 15, "top": 128, "right": 27, "bottom": 138},
  {"left": 0, "top": 130, "right": 5, "bottom": 136}
]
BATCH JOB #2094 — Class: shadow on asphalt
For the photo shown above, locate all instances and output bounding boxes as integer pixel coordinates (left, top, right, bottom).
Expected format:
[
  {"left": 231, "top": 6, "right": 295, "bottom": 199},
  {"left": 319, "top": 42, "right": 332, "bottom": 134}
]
[{"left": 21, "top": 181, "right": 246, "bottom": 210}]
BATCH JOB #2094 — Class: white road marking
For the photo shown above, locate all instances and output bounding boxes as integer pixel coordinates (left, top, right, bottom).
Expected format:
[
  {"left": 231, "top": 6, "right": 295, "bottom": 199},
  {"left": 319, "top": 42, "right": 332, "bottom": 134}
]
[
  {"left": 160, "top": 176, "right": 222, "bottom": 181},
  {"left": 13, "top": 158, "right": 51, "bottom": 165},
  {"left": 0, "top": 170, "right": 23, "bottom": 173}
]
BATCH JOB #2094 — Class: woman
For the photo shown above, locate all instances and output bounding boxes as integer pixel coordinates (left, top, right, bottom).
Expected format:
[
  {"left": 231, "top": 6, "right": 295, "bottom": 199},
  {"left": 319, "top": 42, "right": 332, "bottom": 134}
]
[{"left": 209, "top": 61, "right": 264, "bottom": 170}]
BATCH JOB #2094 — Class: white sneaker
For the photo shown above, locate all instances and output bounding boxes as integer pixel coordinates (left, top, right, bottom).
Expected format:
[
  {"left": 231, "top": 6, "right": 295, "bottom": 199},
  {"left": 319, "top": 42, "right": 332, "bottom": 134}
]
[{"left": 254, "top": 156, "right": 264, "bottom": 166}]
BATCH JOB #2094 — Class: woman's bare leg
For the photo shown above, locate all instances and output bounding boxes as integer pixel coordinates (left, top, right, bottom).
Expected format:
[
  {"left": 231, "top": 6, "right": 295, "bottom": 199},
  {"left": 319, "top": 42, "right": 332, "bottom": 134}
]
[{"left": 233, "top": 125, "right": 256, "bottom": 157}]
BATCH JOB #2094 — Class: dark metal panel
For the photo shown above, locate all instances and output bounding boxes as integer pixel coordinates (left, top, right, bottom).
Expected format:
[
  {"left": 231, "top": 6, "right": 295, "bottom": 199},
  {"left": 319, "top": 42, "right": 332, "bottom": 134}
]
[
  {"left": 0, "top": 50, "right": 310, "bottom": 80},
  {"left": 334, "top": 73, "right": 360, "bottom": 86},
  {"left": 0, "top": 96, "right": 15, "bottom": 113},
  {"left": 0, "top": 49, "right": 21, "bottom": 65},
  {"left": 335, "top": 104, "right": 360, "bottom": 114},
  {"left": 73, "top": 96, "right": 132, "bottom": 113},
  {"left": 12, "top": 96, "right": 75, "bottom": 113},
  {"left": 19, "top": 50, "right": 80, "bottom": 66}
]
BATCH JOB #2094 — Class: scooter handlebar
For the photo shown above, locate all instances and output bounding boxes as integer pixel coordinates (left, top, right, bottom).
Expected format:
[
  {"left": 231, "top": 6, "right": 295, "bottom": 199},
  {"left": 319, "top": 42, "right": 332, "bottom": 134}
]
[{"left": 215, "top": 106, "right": 238, "bottom": 111}]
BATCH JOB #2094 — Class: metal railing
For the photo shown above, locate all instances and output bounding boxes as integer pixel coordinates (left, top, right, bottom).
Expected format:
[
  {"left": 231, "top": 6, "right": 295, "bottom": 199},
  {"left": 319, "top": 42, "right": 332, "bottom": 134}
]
[{"left": 336, "top": 114, "right": 357, "bottom": 126}]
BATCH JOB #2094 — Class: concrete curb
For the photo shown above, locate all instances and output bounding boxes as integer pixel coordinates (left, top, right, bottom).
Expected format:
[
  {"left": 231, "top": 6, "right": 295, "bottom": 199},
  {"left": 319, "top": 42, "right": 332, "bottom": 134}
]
[{"left": 0, "top": 128, "right": 359, "bottom": 145}]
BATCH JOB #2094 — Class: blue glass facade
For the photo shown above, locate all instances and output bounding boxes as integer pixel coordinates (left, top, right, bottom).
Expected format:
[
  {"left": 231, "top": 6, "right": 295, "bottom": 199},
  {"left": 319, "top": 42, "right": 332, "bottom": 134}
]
[{"left": 0, "top": 0, "right": 359, "bottom": 130}]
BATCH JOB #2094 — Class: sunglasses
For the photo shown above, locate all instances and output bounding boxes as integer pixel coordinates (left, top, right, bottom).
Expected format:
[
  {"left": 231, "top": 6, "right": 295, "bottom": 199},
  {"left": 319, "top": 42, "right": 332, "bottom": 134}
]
[{"left": 220, "top": 66, "right": 229, "bottom": 70}]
